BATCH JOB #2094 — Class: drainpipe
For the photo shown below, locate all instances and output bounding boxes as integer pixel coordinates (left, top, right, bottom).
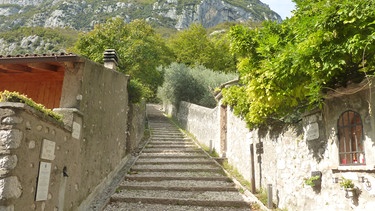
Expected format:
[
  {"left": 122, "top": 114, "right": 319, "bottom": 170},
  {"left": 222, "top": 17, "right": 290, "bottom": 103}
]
[{"left": 103, "top": 49, "right": 118, "bottom": 70}]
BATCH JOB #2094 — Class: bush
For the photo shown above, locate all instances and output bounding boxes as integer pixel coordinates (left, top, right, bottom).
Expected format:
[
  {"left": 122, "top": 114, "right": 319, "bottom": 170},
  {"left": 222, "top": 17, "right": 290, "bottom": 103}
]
[
  {"left": 127, "top": 79, "right": 154, "bottom": 104},
  {"left": 158, "top": 63, "right": 237, "bottom": 108},
  {"left": 0, "top": 90, "right": 62, "bottom": 122}
]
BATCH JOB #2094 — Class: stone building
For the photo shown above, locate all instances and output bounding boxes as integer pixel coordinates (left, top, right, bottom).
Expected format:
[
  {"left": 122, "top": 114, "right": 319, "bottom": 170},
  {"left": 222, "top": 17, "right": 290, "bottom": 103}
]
[{"left": 0, "top": 51, "right": 145, "bottom": 210}]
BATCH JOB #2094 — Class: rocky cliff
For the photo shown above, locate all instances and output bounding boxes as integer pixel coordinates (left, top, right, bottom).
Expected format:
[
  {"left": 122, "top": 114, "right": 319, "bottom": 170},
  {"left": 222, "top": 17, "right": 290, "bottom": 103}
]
[
  {"left": 0, "top": 0, "right": 281, "bottom": 31},
  {"left": 0, "top": 0, "right": 281, "bottom": 55}
]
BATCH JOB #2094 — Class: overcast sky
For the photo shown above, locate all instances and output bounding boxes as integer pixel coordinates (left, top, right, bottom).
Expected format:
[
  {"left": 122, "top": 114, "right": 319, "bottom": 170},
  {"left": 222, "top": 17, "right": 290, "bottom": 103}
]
[{"left": 261, "top": 0, "right": 296, "bottom": 19}]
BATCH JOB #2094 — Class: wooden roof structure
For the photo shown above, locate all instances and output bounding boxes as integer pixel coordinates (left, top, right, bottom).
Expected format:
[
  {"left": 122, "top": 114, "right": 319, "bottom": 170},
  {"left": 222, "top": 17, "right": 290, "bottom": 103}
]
[{"left": 0, "top": 53, "right": 84, "bottom": 109}]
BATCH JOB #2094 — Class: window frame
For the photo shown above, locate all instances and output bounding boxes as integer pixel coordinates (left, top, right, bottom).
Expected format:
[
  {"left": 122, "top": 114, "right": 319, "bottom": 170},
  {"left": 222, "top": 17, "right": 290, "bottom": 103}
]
[{"left": 337, "top": 110, "right": 365, "bottom": 166}]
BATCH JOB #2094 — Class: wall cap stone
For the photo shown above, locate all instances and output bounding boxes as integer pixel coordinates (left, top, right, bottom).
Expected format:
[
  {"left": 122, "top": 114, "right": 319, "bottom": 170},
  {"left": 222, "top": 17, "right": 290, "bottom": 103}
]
[{"left": 0, "top": 102, "right": 68, "bottom": 131}]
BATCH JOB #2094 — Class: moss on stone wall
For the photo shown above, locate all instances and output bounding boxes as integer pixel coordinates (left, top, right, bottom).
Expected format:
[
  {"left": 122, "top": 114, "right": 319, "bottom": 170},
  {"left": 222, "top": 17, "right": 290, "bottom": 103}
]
[{"left": 0, "top": 90, "right": 62, "bottom": 122}]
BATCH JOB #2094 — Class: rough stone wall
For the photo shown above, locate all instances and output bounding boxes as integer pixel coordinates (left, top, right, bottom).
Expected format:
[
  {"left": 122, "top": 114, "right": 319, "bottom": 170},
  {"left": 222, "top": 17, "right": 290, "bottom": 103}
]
[
  {"left": 172, "top": 86, "right": 375, "bottom": 210},
  {"left": 176, "top": 102, "right": 221, "bottom": 155},
  {"left": 0, "top": 103, "right": 80, "bottom": 211}
]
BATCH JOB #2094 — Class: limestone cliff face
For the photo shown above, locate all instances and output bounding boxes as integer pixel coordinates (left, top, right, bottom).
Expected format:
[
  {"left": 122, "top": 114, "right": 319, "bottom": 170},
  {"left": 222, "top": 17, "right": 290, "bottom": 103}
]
[
  {"left": 0, "top": 0, "right": 281, "bottom": 54},
  {"left": 0, "top": 0, "right": 43, "bottom": 6},
  {"left": 0, "top": 0, "right": 281, "bottom": 31}
]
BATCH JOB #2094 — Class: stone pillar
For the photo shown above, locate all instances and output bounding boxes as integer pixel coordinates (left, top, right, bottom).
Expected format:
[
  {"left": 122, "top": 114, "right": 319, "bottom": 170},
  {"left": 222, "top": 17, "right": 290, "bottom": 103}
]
[{"left": 0, "top": 109, "right": 23, "bottom": 208}]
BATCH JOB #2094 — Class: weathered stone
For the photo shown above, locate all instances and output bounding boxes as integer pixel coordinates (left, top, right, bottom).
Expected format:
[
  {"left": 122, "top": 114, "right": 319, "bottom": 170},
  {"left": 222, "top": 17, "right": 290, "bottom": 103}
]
[
  {"left": 0, "top": 205, "right": 14, "bottom": 211},
  {"left": 0, "top": 176, "right": 22, "bottom": 200},
  {"left": 0, "top": 130, "right": 22, "bottom": 149},
  {"left": 0, "top": 109, "right": 15, "bottom": 118},
  {"left": 1, "top": 116, "right": 23, "bottom": 125},
  {"left": 0, "top": 155, "right": 17, "bottom": 170}
]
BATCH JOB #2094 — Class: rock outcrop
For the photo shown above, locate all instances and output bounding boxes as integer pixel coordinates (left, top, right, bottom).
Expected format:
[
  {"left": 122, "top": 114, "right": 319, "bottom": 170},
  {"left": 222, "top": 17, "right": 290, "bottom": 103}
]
[{"left": 0, "top": 0, "right": 281, "bottom": 31}]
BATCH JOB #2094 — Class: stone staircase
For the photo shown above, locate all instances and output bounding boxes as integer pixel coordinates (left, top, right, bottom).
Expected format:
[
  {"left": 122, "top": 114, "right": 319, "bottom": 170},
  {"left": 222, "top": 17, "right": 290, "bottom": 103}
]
[{"left": 103, "top": 105, "right": 251, "bottom": 210}]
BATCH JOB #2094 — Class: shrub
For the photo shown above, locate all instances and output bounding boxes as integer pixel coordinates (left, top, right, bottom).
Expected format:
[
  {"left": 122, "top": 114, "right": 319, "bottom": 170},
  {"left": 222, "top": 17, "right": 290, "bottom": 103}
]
[
  {"left": 0, "top": 90, "right": 63, "bottom": 122},
  {"left": 157, "top": 63, "right": 237, "bottom": 108}
]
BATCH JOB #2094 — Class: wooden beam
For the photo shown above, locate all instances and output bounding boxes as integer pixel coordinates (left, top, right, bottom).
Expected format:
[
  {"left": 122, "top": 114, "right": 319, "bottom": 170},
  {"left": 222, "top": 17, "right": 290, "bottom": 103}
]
[
  {"left": 27, "top": 62, "right": 62, "bottom": 72},
  {"left": 0, "top": 72, "right": 64, "bottom": 82},
  {"left": 0, "top": 64, "right": 32, "bottom": 72}
]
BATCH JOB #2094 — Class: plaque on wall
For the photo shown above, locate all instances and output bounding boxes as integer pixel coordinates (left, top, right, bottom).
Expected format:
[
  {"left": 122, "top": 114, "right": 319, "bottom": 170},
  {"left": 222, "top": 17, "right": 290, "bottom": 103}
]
[
  {"left": 40, "top": 139, "right": 56, "bottom": 160},
  {"left": 72, "top": 122, "right": 81, "bottom": 139},
  {"left": 35, "top": 162, "right": 52, "bottom": 201},
  {"left": 305, "top": 122, "right": 319, "bottom": 141}
]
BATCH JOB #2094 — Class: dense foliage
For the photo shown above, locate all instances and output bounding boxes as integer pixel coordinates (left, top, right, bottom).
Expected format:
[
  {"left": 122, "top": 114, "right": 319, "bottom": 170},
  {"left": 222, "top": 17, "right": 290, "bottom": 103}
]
[
  {"left": 168, "top": 23, "right": 237, "bottom": 73},
  {"left": 223, "top": 0, "right": 375, "bottom": 128},
  {"left": 72, "top": 18, "right": 173, "bottom": 102},
  {"left": 158, "top": 63, "right": 237, "bottom": 108}
]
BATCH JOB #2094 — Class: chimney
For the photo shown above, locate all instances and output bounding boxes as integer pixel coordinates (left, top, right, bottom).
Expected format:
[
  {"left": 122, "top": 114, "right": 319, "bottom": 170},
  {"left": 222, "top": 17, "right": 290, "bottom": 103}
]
[{"left": 103, "top": 49, "right": 118, "bottom": 70}]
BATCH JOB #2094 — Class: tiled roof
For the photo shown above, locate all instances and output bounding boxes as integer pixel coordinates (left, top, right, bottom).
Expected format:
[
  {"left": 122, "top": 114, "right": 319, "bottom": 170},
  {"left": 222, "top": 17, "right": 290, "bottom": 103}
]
[
  {"left": 0, "top": 53, "right": 83, "bottom": 73},
  {"left": 0, "top": 52, "right": 83, "bottom": 64}
]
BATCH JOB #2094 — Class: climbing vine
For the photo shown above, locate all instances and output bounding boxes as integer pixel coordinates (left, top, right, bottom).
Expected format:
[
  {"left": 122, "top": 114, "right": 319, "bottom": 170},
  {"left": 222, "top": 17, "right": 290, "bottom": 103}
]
[{"left": 223, "top": 0, "right": 375, "bottom": 128}]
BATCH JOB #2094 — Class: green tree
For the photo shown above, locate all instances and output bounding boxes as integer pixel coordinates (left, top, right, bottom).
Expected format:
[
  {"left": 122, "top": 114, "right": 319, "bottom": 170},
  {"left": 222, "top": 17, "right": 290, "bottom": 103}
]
[
  {"left": 158, "top": 63, "right": 237, "bottom": 108},
  {"left": 72, "top": 18, "right": 173, "bottom": 101},
  {"left": 223, "top": 0, "right": 375, "bottom": 128},
  {"left": 168, "top": 23, "right": 237, "bottom": 73}
]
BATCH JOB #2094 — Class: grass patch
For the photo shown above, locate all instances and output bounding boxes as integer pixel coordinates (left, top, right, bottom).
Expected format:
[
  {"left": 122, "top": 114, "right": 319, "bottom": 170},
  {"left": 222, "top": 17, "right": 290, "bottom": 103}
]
[{"left": 222, "top": 160, "right": 251, "bottom": 190}]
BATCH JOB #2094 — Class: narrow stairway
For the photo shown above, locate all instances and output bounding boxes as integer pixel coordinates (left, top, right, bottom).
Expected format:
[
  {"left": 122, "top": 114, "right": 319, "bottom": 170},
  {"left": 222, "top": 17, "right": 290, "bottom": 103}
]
[{"left": 103, "top": 104, "right": 251, "bottom": 211}]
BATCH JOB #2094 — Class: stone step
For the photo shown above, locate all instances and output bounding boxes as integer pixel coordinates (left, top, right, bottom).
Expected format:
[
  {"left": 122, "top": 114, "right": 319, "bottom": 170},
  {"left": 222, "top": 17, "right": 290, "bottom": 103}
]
[
  {"left": 141, "top": 148, "right": 202, "bottom": 153},
  {"left": 125, "top": 170, "right": 225, "bottom": 178},
  {"left": 119, "top": 185, "right": 238, "bottom": 192},
  {"left": 139, "top": 152, "right": 207, "bottom": 158},
  {"left": 138, "top": 154, "right": 208, "bottom": 159},
  {"left": 104, "top": 202, "right": 251, "bottom": 211},
  {"left": 124, "top": 175, "right": 230, "bottom": 182},
  {"left": 139, "top": 153, "right": 208, "bottom": 159},
  {"left": 151, "top": 135, "right": 186, "bottom": 139},
  {"left": 131, "top": 162, "right": 218, "bottom": 168},
  {"left": 148, "top": 141, "right": 194, "bottom": 144},
  {"left": 130, "top": 168, "right": 222, "bottom": 173},
  {"left": 109, "top": 190, "right": 250, "bottom": 208},
  {"left": 146, "top": 144, "right": 198, "bottom": 149},
  {"left": 149, "top": 138, "right": 192, "bottom": 142},
  {"left": 151, "top": 132, "right": 183, "bottom": 134},
  {"left": 135, "top": 160, "right": 213, "bottom": 165},
  {"left": 120, "top": 179, "right": 235, "bottom": 189}
]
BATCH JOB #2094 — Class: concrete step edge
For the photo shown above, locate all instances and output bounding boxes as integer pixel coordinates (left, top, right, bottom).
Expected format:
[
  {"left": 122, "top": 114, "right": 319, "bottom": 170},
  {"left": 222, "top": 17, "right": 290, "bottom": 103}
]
[
  {"left": 129, "top": 168, "right": 222, "bottom": 173},
  {"left": 124, "top": 176, "right": 230, "bottom": 182},
  {"left": 109, "top": 197, "right": 250, "bottom": 208},
  {"left": 135, "top": 161, "right": 214, "bottom": 165},
  {"left": 145, "top": 146, "right": 197, "bottom": 149},
  {"left": 142, "top": 149, "right": 202, "bottom": 153},
  {"left": 118, "top": 185, "right": 238, "bottom": 192}
]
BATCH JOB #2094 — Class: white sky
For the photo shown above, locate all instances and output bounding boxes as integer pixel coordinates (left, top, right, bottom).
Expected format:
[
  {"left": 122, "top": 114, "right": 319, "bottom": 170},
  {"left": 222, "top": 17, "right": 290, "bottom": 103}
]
[{"left": 261, "top": 0, "right": 296, "bottom": 19}]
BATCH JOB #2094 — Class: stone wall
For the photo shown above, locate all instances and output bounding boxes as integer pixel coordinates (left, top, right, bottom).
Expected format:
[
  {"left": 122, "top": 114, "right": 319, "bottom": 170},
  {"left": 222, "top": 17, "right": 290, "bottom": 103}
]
[
  {"left": 127, "top": 102, "right": 146, "bottom": 154},
  {"left": 172, "top": 89, "right": 375, "bottom": 210},
  {"left": 174, "top": 102, "right": 221, "bottom": 155},
  {"left": 0, "top": 103, "right": 81, "bottom": 211},
  {"left": 0, "top": 59, "right": 146, "bottom": 210}
]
